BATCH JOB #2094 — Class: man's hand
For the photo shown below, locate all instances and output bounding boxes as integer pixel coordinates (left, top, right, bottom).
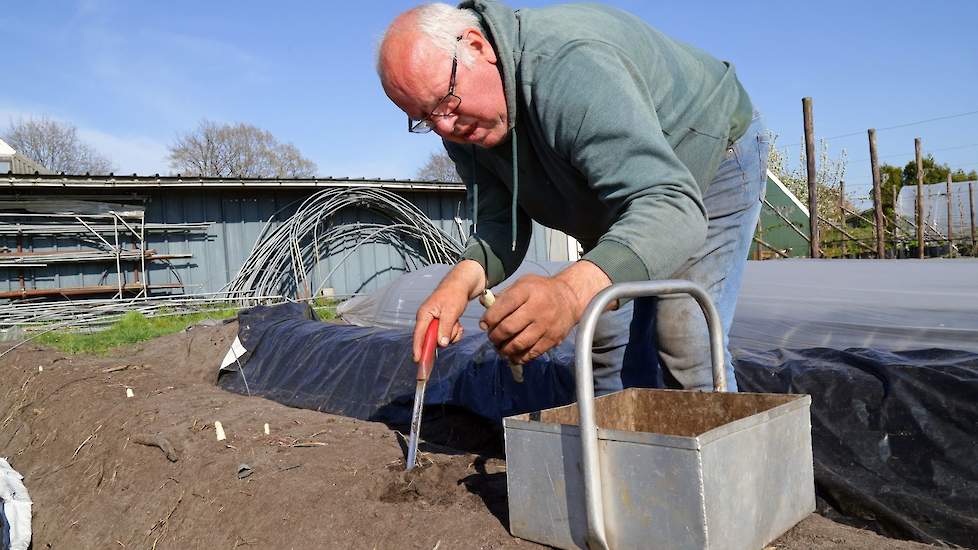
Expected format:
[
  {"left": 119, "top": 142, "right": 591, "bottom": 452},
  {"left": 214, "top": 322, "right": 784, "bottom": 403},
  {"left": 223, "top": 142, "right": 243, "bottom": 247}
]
[
  {"left": 412, "top": 260, "right": 486, "bottom": 363},
  {"left": 481, "top": 261, "right": 612, "bottom": 364}
]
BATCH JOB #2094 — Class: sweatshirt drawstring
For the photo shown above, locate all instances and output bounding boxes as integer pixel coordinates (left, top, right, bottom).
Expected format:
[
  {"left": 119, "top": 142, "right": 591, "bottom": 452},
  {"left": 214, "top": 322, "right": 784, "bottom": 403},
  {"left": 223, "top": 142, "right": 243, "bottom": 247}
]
[
  {"left": 470, "top": 145, "right": 478, "bottom": 235},
  {"left": 510, "top": 127, "right": 518, "bottom": 251},
  {"left": 469, "top": 129, "right": 518, "bottom": 252},
  {"left": 467, "top": 110, "right": 518, "bottom": 255}
]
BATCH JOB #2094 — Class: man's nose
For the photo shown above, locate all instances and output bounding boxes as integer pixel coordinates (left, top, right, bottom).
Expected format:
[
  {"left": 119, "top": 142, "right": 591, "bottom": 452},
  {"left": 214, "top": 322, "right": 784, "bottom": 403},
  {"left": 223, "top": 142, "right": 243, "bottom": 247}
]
[{"left": 431, "top": 115, "right": 457, "bottom": 135}]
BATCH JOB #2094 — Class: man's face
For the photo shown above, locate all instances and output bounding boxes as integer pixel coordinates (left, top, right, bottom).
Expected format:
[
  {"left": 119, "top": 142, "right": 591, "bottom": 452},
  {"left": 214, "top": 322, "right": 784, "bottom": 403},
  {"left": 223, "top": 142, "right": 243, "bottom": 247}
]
[{"left": 381, "top": 29, "right": 509, "bottom": 148}]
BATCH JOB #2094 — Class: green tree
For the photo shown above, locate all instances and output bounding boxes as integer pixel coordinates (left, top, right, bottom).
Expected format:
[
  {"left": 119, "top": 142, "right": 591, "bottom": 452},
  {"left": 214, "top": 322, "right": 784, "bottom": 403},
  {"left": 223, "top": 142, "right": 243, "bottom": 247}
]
[
  {"left": 878, "top": 163, "right": 903, "bottom": 233},
  {"left": 901, "top": 154, "right": 977, "bottom": 187}
]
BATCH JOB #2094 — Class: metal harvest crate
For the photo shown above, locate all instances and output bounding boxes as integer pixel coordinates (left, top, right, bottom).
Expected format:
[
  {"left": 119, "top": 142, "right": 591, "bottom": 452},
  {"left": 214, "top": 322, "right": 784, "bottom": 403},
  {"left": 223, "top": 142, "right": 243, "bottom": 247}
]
[{"left": 504, "top": 281, "right": 815, "bottom": 550}]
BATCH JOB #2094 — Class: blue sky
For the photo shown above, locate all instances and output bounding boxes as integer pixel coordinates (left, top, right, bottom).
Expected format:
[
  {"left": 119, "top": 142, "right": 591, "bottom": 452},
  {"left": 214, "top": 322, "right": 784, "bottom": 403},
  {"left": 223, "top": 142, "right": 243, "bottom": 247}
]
[{"left": 3, "top": 1, "right": 976, "bottom": 204}]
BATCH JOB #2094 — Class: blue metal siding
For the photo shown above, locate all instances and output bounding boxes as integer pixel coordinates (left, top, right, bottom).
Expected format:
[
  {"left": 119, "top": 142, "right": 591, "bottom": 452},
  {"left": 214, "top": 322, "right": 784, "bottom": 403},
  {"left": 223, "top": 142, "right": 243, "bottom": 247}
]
[{"left": 1, "top": 186, "right": 566, "bottom": 299}]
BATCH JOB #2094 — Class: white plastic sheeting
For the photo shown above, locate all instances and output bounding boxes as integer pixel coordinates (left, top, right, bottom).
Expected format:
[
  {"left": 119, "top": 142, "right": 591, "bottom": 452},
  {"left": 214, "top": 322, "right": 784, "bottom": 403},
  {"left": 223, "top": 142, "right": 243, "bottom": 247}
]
[
  {"left": 337, "top": 260, "right": 570, "bottom": 333},
  {"left": 730, "top": 258, "right": 978, "bottom": 353},
  {"left": 339, "top": 258, "right": 978, "bottom": 354},
  {"left": 0, "top": 457, "right": 31, "bottom": 550},
  {"left": 898, "top": 179, "right": 977, "bottom": 237}
]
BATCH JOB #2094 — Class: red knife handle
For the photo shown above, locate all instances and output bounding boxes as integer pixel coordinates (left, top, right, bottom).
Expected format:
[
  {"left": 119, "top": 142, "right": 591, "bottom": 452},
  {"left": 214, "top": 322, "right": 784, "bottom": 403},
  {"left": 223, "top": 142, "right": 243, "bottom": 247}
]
[{"left": 417, "top": 318, "right": 439, "bottom": 381}]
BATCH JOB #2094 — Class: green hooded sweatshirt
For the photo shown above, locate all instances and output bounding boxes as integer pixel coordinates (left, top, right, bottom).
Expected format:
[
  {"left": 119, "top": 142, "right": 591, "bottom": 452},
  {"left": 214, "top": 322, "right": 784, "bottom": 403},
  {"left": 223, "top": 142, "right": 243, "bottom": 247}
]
[{"left": 445, "top": 0, "right": 753, "bottom": 287}]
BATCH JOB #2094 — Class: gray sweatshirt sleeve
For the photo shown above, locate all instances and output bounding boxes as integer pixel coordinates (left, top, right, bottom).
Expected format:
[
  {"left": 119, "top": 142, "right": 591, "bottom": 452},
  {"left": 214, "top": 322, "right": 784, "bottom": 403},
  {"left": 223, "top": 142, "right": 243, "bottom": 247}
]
[
  {"left": 536, "top": 41, "right": 709, "bottom": 283},
  {"left": 444, "top": 142, "right": 532, "bottom": 288}
]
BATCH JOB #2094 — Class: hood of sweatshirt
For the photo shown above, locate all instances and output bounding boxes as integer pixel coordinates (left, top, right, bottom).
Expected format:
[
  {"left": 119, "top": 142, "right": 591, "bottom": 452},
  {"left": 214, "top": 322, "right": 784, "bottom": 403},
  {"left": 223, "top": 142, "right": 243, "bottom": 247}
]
[
  {"left": 445, "top": 0, "right": 754, "bottom": 289},
  {"left": 458, "top": 0, "right": 522, "bottom": 253}
]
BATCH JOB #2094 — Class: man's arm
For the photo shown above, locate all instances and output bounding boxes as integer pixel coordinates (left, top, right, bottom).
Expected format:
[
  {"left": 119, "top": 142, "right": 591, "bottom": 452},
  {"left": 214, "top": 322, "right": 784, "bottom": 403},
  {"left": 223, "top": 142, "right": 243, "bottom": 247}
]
[
  {"left": 539, "top": 41, "right": 709, "bottom": 285},
  {"left": 481, "top": 43, "right": 713, "bottom": 363},
  {"left": 412, "top": 144, "right": 533, "bottom": 363}
]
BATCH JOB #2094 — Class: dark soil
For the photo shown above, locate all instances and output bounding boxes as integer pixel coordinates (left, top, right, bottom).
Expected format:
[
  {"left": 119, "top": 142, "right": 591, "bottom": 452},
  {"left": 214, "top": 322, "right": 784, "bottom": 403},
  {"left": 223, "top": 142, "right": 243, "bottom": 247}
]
[{"left": 0, "top": 321, "right": 938, "bottom": 549}]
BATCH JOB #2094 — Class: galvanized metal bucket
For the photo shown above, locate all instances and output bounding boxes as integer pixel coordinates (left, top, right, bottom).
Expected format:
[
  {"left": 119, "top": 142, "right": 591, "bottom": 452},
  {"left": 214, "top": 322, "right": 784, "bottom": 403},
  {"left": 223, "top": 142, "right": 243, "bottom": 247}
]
[{"left": 503, "top": 280, "right": 815, "bottom": 550}]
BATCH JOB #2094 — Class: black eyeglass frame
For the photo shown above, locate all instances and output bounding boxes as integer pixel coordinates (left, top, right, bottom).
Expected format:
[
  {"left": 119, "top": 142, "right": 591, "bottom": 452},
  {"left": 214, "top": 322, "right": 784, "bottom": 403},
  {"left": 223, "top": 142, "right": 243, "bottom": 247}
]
[{"left": 408, "top": 37, "right": 463, "bottom": 134}]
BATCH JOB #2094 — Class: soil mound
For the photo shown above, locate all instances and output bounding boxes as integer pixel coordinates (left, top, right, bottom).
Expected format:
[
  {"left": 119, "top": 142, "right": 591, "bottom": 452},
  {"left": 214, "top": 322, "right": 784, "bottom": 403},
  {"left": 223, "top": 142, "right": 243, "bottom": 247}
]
[{"left": 0, "top": 321, "right": 940, "bottom": 549}]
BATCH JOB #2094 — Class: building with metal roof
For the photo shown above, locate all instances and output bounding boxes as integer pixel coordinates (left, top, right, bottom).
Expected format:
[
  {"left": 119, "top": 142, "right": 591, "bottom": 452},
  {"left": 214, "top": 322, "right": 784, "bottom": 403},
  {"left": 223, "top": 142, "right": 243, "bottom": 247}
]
[
  {"left": 0, "top": 138, "right": 50, "bottom": 175},
  {"left": 0, "top": 173, "right": 579, "bottom": 301}
]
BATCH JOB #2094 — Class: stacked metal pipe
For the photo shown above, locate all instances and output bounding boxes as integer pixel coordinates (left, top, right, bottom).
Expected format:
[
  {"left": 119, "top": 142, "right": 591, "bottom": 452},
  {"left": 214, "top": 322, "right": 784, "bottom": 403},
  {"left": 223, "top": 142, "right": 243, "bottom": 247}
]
[
  {"left": 0, "top": 222, "right": 209, "bottom": 236},
  {"left": 0, "top": 291, "right": 273, "bottom": 330},
  {"left": 0, "top": 249, "right": 186, "bottom": 266}
]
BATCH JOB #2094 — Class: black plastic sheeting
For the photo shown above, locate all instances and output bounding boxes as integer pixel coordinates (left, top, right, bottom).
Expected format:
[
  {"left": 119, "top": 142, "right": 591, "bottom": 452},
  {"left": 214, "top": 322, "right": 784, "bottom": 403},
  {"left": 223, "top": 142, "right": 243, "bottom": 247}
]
[
  {"left": 736, "top": 348, "right": 978, "bottom": 547},
  {"left": 221, "top": 303, "right": 579, "bottom": 427},
  {"left": 219, "top": 303, "right": 978, "bottom": 548}
]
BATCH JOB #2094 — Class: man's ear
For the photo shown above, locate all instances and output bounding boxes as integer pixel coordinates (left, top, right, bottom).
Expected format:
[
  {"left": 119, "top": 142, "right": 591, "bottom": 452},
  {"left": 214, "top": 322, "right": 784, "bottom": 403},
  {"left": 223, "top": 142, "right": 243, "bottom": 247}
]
[{"left": 463, "top": 28, "right": 497, "bottom": 64}]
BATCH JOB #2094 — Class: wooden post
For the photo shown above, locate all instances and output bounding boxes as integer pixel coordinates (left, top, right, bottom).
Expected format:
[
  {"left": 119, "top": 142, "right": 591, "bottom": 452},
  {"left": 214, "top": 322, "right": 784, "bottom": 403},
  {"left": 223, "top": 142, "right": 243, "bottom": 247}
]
[
  {"left": 868, "top": 129, "right": 886, "bottom": 258},
  {"left": 970, "top": 181, "right": 976, "bottom": 255},
  {"left": 754, "top": 219, "right": 764, "bottom": 260},
  {"left": 946, "top": 174, "right": 954, "bottom": 257},
  {"left": 803, "top": 97, "right": 820, "bottom": 258},
  {"left": 891, "top": 180, "right": 900, "bottom": 256},
  {"left": 838, "top": 180, "right": 847, "bottom": 257},
  {"left": 915, "top": 138, "right": 924, "bottom": 258}
]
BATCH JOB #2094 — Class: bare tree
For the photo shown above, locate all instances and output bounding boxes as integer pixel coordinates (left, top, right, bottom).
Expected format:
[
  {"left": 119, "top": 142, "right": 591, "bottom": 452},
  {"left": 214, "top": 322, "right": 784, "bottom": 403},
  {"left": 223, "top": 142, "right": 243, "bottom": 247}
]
[
  {"left": 3, "top": 116, "right": 115, "bottom": 174},
  {"left": 416, "top": 151, "right": 461, "bottom": 182},
  {"left": 168, "top": 120, "right": 317, "bottom": 178}
]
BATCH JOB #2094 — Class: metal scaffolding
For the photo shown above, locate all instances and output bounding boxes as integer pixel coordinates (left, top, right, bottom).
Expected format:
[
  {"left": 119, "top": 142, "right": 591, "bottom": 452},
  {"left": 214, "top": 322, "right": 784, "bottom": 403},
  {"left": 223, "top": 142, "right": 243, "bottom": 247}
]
[{"left": 0, "top": 197, "right": 206, "bottom": 301}]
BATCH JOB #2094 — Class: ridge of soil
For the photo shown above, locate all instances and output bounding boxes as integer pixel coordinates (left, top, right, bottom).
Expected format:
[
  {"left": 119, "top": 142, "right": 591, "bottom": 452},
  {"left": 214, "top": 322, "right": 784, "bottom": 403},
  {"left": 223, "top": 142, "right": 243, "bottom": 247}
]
[{"left": 0, "top": 321, "right": 938, "bottom": 549}]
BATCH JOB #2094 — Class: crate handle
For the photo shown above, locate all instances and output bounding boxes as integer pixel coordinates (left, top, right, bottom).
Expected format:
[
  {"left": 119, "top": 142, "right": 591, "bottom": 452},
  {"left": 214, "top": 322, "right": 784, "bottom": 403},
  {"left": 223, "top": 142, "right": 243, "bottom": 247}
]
[{"left": 575, "top": 280, "right": 726, "bottom": 550}]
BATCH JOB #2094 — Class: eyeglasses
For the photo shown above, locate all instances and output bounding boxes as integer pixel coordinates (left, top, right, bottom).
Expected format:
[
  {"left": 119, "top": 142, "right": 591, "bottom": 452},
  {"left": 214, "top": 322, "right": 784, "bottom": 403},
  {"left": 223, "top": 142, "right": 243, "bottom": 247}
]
[{"left": 408, "top": 38, "right": 463, "bottom": 134}]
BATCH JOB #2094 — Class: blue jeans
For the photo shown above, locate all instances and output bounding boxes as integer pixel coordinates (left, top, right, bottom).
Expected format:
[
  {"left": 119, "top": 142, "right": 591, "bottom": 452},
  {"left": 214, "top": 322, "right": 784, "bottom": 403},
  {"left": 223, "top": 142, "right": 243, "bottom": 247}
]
[{"left": 592, "top": 113, "right": 768, "bottom": 393}]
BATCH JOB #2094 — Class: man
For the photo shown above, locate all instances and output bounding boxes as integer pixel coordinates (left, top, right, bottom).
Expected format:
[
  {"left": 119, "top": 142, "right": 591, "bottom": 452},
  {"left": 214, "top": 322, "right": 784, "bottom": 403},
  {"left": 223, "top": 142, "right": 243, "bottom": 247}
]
[{"left": 378, "top": 1, "right": 766, "bottom": 392}]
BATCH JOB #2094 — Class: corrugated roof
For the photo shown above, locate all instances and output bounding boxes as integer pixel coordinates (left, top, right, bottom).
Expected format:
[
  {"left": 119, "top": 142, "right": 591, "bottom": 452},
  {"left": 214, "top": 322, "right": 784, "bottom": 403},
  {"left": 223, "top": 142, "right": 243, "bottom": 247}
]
[
  {"left": 0, "top": 138, "right": 52, "bottom": 174},
  {"left": 0, "top": 173, "right": 465, "bottom": 191}
]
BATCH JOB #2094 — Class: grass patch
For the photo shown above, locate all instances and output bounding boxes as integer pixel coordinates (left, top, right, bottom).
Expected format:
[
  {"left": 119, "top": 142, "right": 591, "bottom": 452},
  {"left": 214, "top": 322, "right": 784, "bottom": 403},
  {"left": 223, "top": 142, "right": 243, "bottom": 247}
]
[
  {"left": 36, "top": 308, "right": 240, "bottom": 355},
  {"left": 312, "top": 296, "right": 338, "bottom": 321}
]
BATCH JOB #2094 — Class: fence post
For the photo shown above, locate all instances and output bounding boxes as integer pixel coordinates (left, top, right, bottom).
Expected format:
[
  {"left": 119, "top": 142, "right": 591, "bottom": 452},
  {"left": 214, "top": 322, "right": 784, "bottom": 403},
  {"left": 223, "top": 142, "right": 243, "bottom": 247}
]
[
  {"left": 803, "top": 97, "right": 820, "bottom": 258},
  {"left": 892, "top": 180, "right": 900, "bottom": 257},
  {"left": 915, "top": 138, "right": 924, "bottom": 259},
  {"left": 946, "top": 174, "right": 954, "bottom": 257},
  {"left": 970, "top": 181, "right": 976, "bottom": 255},
  {"left": 754, "top": 219, "right": 764, "bottom": 260},
  {"left": 869, "top": 129, "right": 885, "bottom": 258},
  {"left": 838, "top": 180, "right": 847, "bottom": 257}
]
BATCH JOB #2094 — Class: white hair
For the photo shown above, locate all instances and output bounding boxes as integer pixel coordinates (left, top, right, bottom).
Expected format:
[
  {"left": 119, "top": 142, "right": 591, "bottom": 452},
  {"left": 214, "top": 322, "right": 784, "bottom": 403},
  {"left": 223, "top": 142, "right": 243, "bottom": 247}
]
[
  {"left": 377, "top": 3, "right": 483, "bottom": 76},
  {"left": 416, "top": 4, "right": 482, "bottom": 66}
]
